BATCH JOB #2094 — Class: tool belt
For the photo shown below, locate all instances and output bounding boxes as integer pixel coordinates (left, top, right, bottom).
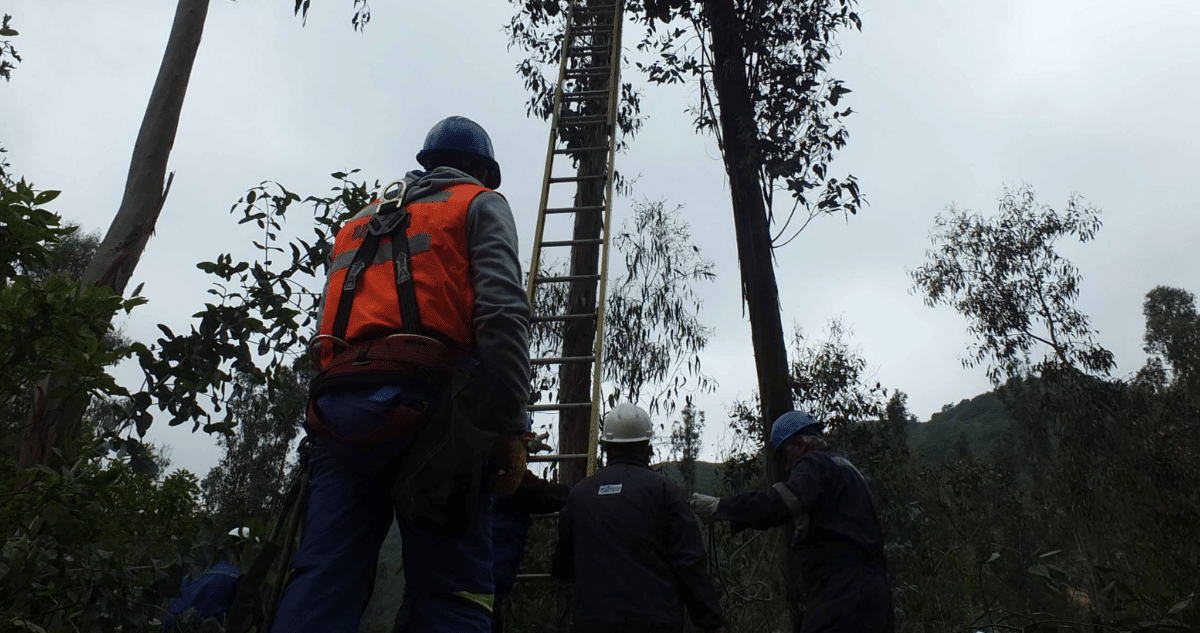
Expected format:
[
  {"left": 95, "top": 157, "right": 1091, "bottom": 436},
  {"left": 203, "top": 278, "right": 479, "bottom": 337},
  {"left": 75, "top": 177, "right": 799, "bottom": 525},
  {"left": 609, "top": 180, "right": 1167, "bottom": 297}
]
[{"left": 305, "top": 333, "right": 456, "bottom": 445}]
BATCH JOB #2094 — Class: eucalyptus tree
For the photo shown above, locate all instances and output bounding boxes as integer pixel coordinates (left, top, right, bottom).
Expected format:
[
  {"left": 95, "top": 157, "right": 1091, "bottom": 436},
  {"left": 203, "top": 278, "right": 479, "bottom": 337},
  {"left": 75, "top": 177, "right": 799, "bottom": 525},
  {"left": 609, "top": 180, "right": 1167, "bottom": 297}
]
[
  {"left": 19, "top": 0, "right": 211, "bottom": 471},
  {"left": 910, "top": 183, "right": 1115, "bottom": 384}
]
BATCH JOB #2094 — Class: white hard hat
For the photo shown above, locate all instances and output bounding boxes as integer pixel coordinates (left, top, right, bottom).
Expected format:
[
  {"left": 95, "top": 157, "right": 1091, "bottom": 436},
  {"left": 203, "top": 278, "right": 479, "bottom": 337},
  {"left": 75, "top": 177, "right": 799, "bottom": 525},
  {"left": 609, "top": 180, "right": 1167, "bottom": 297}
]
[
  {"left": 228, "top": 526, "right": 251, "bottom": 541},
  {"left": 600, "top": 403, "right": 654, "bottom": 443}
]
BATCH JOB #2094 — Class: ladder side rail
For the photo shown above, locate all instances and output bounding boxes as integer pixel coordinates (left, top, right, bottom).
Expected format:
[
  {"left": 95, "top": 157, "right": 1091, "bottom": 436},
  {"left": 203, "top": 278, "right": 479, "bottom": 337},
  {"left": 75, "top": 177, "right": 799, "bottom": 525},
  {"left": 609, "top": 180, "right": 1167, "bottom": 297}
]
[{"left": 526, "top": 1, "right": 580, "bottom": 307}]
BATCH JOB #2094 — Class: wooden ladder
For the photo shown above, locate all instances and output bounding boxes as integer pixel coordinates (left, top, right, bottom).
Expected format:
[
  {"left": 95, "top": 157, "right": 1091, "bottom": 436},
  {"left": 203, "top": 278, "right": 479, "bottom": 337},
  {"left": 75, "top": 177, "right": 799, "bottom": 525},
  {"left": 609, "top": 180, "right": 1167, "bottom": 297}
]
[{"left": 516, "top": 0, "right": 625, "bottom": 585}]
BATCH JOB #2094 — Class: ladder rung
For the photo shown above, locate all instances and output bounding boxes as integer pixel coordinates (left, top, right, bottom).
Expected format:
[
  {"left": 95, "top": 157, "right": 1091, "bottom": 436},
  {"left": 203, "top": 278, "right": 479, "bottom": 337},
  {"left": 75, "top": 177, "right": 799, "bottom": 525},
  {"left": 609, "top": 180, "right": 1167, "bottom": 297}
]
[
  {"left": 573, "top": 5, "right": 618, "bottom": 16},
  {"left": 548, "top": 175, "right": 608, "bottom": 184},
  {"left": 553, "top": 146, "right": 609, "bottom": 155},
  {"left": 558, "top": 115, "right": 609, "bottom": 126},
  {"left": 528, "top": 453, "right": 589, "bottom": 462},
  {"left": 535, "top": 274, "right": 602, "bottom": 284},
  {"left": 568, "top": 45, "right": 612, "bottom": 54},
  {"left": 530, "top": 314, "right": 597, "bottom": 324},
  {"left": 540, "top": 238, "right": 604, "bottom": 247},
  {"left": 528, "top": 402, "right": 593, "bottom": 411},
  {"left": 531, "top": 355, "right": 595, "bottom": 365},
  {"left": 515, "top": 573, "right": 556, "bottom": 581},
  {"left": 566, "top": 67, "right": 612, "bottom": 77},
  {"left": 561, "top": 90, "right": 609, "bottom": 100},
  {"left": 545, "top": 205, "right": 605, "bottom": 214}
]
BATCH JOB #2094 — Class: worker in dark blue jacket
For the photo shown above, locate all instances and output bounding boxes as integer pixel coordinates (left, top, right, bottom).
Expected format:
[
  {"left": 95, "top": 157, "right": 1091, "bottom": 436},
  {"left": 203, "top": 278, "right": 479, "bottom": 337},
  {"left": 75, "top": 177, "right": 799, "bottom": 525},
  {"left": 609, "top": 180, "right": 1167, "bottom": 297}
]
[
  {"left": 161, "top": 528, "right": 248, "bottom": 632},
  {"left": 492, "top": 464, "right": 569, "bottom": 633},
  {"left": 552, "top": 403, "right": 725, "bottom": 633},
  {"left": 690, "top": 411, "right": 894, "bottom": 633}
]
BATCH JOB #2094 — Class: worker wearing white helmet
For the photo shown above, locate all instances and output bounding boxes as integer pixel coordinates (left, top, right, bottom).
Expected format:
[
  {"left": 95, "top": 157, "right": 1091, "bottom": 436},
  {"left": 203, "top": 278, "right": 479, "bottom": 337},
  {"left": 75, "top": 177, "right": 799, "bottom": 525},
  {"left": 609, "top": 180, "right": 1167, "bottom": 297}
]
[{"left": 551, "top": 403, "right": 725, "bottom": 633}]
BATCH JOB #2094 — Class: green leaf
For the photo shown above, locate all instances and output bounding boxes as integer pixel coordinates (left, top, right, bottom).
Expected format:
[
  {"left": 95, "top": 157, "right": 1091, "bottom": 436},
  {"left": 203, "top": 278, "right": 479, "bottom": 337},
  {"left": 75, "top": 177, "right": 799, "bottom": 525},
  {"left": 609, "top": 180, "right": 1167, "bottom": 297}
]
[
  {"left": 1039, "top": 549, "right": 1062, "bottom": 558},
  {"left": 32, "top": 190, "right": 61, "bottom": 205},
  {"left": 1168, "top": 596, "right": 1192, "bottom": 615},
  {"left": 985, "top": 552, "right": 1000, "bottom": 564}
]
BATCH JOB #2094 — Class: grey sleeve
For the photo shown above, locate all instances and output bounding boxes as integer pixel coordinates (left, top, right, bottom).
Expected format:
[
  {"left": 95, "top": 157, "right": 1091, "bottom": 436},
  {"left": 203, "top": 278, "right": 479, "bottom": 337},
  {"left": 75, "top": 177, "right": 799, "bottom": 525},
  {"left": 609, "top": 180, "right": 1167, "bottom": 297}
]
[{"left": 465, "top": 191, "right": 531, "bottom": 423}]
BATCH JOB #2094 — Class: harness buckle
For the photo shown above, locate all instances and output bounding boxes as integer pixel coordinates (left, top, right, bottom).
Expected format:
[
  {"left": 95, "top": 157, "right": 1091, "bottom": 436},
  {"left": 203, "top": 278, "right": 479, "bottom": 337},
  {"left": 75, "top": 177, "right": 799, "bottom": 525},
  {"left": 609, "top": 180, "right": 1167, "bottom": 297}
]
[
  {"left": 394, "top": 252, "right": 412, "bottom": 284},
  {"left": 308, "top": 335, "right": 351, "bottom": 372},
  {"left": 344, "top": 260, "right": 366, "bottom": 291},
  {"left": 369, "top": 208, "right": 408, "bottom": 236}
]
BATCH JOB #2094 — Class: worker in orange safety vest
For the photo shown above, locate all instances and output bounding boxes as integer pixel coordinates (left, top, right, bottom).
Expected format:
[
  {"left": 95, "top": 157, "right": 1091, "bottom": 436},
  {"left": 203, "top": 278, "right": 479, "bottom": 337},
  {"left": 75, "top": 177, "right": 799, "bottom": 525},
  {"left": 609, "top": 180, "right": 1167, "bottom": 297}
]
[{"left": 270, "top": 115, "right": 531, "bottom": 633}]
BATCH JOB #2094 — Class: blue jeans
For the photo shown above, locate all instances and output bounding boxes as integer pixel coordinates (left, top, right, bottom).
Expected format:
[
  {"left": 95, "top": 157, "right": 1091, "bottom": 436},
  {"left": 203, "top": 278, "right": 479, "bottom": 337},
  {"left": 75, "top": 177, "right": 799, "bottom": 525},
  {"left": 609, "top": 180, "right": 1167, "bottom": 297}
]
[{"left": 271, "top": 386, "right": 495, "bottom": 633}]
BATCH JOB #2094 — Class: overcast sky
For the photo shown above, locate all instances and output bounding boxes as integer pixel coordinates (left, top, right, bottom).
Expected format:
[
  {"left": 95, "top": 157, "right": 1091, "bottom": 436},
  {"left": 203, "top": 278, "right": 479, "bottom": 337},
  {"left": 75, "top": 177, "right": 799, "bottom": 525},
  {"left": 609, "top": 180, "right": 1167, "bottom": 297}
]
[{"left": 4, "top": 0, "right": 1198, "bottom": 477}]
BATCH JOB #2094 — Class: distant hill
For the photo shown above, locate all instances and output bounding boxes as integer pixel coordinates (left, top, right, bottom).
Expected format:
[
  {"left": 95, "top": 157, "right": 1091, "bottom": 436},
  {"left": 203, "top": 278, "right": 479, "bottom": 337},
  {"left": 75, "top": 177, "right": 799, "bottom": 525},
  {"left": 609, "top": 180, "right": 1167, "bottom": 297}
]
[
  {"left": 656, "top": 460, "right": 724, "bottom": 495},
  {"left": 908, "top": 390, "right": 1012, "bottom": 463}
]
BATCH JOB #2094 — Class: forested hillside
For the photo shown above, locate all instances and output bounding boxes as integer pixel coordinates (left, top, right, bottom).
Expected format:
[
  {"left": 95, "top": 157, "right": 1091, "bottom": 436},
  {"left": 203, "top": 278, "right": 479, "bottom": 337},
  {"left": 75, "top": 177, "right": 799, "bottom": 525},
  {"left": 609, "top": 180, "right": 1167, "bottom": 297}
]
[{"left": 907, "top": 391, "right": 1011, "bottom": 463}]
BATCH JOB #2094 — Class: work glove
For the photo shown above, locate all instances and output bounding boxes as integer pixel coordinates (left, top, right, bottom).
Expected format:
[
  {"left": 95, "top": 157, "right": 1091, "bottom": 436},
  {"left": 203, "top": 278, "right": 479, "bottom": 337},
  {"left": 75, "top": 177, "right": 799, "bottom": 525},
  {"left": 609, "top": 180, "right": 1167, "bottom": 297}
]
[
  {"left": 490, "top": 434, "right": 528, "bottom": 495},
  {"left": 530, "top": 431, "right": 554, "bottom": 454},
  {"left": 689, "top": 492, "right": 721, "bottom": 525}
]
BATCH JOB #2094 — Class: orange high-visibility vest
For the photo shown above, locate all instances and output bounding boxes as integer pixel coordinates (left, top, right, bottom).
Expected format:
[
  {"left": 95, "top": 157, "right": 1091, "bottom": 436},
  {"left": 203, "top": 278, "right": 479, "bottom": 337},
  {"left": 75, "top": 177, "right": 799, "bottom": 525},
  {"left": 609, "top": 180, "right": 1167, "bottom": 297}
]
[{"left": 317, "top": 182, "right": 491, "bottom": 350}]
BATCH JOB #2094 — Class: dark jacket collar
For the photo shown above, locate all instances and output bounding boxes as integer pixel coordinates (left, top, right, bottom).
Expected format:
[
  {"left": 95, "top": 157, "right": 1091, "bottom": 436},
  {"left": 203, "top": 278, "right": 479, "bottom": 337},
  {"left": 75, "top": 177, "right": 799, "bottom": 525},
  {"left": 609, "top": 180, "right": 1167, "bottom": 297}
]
[{"left": 604, "top": 455, "right": 653, "bottom": 469}]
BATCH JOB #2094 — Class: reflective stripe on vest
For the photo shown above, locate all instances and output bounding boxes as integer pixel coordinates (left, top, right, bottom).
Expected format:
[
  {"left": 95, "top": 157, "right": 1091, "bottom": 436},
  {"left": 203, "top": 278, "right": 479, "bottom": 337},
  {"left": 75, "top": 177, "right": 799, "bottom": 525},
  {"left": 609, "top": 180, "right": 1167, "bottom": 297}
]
[
  {"left": 317, "top": 182, "right": 487, "bottom": 350},
  {"left": 772, "top": 482, "right": 810, "bottom": 539}
]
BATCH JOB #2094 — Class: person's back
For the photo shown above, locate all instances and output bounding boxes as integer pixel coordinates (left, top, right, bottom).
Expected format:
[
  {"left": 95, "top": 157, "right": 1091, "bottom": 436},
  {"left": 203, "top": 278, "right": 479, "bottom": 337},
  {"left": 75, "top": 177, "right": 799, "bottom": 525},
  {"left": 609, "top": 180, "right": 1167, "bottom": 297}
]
[
  {"left": 270, "top": 115, "right": 531, "bottom": 633},
  {"left": 552, "top": 404, "right": 724, "bottom": 633},
  {"left": 559, "top": 459, "right": 692, "bottom": 627},
  {"left": 161, "top": 560, "right": 241, "bottom": 632}
]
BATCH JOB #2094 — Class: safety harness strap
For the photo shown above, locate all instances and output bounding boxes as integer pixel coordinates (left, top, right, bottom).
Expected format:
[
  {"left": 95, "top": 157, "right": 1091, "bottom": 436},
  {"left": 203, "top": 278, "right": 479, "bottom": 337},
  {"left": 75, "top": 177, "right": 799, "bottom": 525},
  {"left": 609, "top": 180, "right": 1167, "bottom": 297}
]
[
  {"left": 330, "top": 225, "right": 381, "bottom": 340},
  {"left": 330, "top": 181, "right": 424, "bottom": 340},
  {"left": 772, "top": 482, "right": 810, "bottom": 539},
  {"left": 387, "top": 203, "right": 424, "bottom": 336}
]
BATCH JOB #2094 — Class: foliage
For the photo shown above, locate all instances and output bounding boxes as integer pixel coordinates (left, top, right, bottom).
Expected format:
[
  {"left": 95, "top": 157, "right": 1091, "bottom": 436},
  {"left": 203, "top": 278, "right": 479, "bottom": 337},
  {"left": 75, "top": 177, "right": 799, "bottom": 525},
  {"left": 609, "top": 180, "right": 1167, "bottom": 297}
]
[
  {"left": 911, "top": 183, "right": 1114, "bottom": 383},
  {"left": 293, "top": 0, "right": 372, "bottom": 31},
  {"left": 128, "top": 172, "right": 372, "bottom": 435},
  {"left": 201, "top": 361, "right": 306, "bottom": 530},
  {"left": 528, "top": 198, "right": 717, "bottom": 421},
  {"left": 788, "top": 316, "right": 887, "bottom": 429},
  {"left": 898, "top": 195, "right": 1200, "bottom": 633},
  {"left": 603, "top": 199, "right": 715, "bottom": 413},
  {"left": 1, "top": 14, "right": 19, "bottom": 83},
  {"left": 505, "top": 0, "right": 865, "bottom": 245},
  {"left": 1142, "top": 285, "right": 1200, "bottom": 387},
  {"left": 908, "top": 390, "right": 1012, "bottom": 464},
  {"left": 1, "top": 176, "right": 146, "bottom": 468},
  {"left": 0, "top": 441, "right": 218, "bottom": 633},
  {"left": 668, "top": 400, "right": 704, "bottom": 493}
]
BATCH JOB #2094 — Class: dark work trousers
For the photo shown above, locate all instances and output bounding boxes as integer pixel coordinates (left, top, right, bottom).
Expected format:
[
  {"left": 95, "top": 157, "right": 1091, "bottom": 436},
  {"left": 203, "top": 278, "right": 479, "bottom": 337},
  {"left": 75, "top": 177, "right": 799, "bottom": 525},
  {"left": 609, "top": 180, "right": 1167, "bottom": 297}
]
[
  {"left": 270, "top": 385, "right": 495, "bottom": 633},
  {"left": 799, "top": 565, "right": 893, "bottom": 633}
]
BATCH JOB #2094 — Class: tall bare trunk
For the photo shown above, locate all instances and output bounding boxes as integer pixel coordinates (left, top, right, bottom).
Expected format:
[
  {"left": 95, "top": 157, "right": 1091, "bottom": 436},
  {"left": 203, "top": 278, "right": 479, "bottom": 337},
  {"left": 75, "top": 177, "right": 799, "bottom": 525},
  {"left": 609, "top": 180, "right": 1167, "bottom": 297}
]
[
  {"left": 702, "top": 1, "right": 798, "bottom": 627},
  {"left": 701, "top": 0, "right": 792, "bottom": 464},
  {"left": 17, "top": 0, "right": 210, "bottom": 473}
]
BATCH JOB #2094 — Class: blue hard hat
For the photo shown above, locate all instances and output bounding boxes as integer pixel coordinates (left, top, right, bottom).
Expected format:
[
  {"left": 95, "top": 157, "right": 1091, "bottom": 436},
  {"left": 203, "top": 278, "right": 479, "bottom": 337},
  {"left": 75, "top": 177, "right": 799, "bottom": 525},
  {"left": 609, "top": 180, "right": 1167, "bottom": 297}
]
[
  {"left": 770, "top": 410, "right": 823, "bottom": 452},
  {"left": 416, "top": 116, "right": 501, "bottom": 189}
]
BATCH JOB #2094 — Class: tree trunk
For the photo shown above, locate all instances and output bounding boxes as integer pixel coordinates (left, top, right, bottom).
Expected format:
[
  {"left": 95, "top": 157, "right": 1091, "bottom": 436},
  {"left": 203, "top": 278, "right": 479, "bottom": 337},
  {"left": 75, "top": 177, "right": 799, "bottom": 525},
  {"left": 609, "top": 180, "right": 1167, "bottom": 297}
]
[
  {"left": 557, "top": 0, "right": 614, "bottom": 486},
  {"left": 702, "top": 2, "right": 799, "bottom": 628},
  {"left": 17, "top": 0, "right": 210, "bottom": 472},
  {"left": 701, "top": 0, "right": 792, "bottom": 463}
]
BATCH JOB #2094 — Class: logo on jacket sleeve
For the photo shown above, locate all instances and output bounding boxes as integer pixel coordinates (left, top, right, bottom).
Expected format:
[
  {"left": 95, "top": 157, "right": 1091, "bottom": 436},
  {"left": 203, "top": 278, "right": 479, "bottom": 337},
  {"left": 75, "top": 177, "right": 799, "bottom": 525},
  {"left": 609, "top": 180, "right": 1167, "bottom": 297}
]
[{"left": 598, "top": 484, "right": 623, "bottom": 495}]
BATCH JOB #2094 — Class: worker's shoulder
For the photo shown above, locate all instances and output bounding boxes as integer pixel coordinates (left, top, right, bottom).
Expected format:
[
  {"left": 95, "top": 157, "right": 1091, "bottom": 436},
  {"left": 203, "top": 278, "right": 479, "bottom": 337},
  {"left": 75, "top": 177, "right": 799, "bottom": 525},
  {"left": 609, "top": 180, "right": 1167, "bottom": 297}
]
[
  {"left": 789, "top": 447, "right": 840, "bottom": 475},
  {"left": 574, "top": 463, "right": 676, "bottom": 496}
]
